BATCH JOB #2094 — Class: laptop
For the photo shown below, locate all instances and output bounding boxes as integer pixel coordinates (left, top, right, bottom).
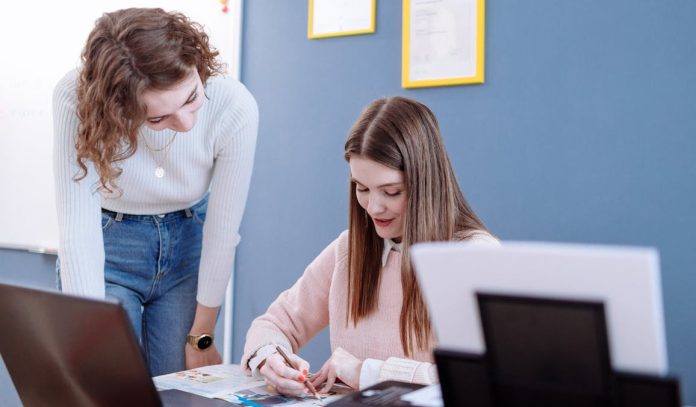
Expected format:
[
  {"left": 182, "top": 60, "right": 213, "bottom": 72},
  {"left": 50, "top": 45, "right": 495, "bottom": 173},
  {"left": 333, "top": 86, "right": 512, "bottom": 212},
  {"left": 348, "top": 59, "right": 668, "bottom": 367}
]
[{"left": 0, "top": 283, "right": 230, "bottom": 407}]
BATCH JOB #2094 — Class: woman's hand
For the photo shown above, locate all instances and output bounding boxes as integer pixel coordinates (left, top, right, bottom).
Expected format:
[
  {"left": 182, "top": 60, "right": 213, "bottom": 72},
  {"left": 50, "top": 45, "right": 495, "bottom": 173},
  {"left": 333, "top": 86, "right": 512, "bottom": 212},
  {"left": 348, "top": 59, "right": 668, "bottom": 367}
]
[
  {"left": 185, "top": 343, "right": 222, "bottom": 369},
  {"left": 310, "top": 347, "right": 363, "bottom": 392},
  {"left": 259, "top": 351, "right": 311, "bottom": 397}
]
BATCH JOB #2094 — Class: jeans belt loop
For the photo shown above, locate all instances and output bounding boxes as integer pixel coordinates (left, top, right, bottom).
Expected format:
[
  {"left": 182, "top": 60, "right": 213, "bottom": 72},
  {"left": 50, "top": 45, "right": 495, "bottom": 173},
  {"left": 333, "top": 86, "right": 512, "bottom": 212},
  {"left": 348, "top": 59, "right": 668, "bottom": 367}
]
[
  {"left": 184, "top": 208, "right": 193, "bottom": 218},
  {"left": 115, "top": 212, "right": 124, "bottom": 222}
]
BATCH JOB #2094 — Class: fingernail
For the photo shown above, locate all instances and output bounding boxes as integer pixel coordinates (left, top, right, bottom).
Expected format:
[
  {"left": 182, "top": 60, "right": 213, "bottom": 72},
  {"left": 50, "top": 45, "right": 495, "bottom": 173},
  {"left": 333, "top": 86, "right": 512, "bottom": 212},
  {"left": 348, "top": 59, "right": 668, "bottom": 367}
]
[
  {"left": 298, "top": 375, "right": 306, "bottom": 382},
  {"left": 303, "top": 369, "right": 308, "bottom": 376}
]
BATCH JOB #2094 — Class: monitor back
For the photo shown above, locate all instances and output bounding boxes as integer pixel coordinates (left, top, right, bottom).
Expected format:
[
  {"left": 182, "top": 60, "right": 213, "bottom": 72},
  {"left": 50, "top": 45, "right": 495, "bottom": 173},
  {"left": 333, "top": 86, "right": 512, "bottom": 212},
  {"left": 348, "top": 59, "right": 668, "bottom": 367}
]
[{"left": 411, "top": 241, "right": 668, "bottom": 375}]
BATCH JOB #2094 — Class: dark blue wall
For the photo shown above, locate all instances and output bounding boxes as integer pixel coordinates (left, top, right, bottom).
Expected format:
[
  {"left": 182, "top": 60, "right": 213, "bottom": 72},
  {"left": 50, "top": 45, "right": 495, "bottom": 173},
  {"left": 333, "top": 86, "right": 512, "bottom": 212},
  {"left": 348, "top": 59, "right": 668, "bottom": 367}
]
[{"left": 234, "top": 0, "right": 696, "bottom": 403}]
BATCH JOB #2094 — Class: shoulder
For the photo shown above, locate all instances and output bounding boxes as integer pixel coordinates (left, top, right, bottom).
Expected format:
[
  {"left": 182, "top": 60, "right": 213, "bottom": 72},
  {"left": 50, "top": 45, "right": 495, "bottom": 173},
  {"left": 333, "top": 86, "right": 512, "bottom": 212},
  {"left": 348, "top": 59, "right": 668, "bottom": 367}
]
[
  {"left": 304, "top": 230, "right": 350, "bottom": 278},
  {"left": 320, "top": 230, "right": 349, "bottom": 259},
  {"left": 336, "top": 230, "right": 350, "bottom": 259},
  {"left": 314, "top": 230, "right": 350, "bottom": 267},
  {"left": 204, "top": 75, "right": 258, "bottom": 125},
  {"left": 53, "top": 69, "right": 79, "bottom": 108},
  {"left": 454, "top": 230, "right": 500, "bottom": 246}
]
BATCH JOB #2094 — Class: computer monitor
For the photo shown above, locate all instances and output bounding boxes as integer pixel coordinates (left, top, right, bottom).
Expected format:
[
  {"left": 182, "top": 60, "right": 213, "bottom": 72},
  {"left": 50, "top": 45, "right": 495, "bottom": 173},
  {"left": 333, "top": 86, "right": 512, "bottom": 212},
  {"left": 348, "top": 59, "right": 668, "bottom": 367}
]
[
  {"left": 410, "top": 241, "right": 668, "bottom": 375},
  {"left": 476, "top": 293, "right": 613, "bottom": 397}
]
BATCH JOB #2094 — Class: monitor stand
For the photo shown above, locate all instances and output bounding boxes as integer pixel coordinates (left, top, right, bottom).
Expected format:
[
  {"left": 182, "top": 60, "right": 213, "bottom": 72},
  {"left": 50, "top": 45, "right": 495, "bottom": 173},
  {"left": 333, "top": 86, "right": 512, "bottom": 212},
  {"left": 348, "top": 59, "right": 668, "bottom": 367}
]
[{"left": 434, "top": 293, "right": 681, "bottom": 407}]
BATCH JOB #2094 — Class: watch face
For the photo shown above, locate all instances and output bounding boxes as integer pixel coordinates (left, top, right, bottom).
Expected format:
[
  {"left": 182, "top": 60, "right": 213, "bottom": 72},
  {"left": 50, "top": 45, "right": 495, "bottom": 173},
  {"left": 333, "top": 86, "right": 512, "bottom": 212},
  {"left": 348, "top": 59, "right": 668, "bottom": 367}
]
[{"left": 197, "top": 335, "right": 213, "bottom": 350}]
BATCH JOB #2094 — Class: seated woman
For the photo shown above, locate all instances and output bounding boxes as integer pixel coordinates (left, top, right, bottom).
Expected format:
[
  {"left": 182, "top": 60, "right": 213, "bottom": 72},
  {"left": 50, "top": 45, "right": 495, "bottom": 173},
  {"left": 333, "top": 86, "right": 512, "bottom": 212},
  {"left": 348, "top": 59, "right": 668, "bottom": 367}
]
[{"left": 241, "top": 96, "right": 498, "bottom": 396}]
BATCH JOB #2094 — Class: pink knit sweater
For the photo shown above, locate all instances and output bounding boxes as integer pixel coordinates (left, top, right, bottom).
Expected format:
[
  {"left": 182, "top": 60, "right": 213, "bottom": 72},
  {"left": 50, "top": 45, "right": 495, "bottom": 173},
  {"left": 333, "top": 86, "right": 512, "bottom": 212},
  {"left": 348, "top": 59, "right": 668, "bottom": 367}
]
[{"left": 241, "top": 229, "right": 498, "bottom": 384}]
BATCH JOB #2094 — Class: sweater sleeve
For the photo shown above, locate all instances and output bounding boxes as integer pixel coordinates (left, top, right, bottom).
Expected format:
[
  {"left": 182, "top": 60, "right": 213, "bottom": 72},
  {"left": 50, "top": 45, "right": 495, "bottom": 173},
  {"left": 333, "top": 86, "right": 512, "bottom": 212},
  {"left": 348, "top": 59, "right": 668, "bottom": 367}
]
[
  {"left": 240, "top": 236, "right": 338, "bottom": 374},
  {"left": 377, "top": 357, "right": 438, "bottom": 385},
  {"left": 52, "top": 71, "right": 106, "bottom": 299},
  {"left": 467, "top": 231, "right": 501, "bottom": 245},
  {"left": 359, "top": 357, "right": 438, "bottom": 388},
  {"left": 195, "top": 81, "right": 259, "bottom": 307}
]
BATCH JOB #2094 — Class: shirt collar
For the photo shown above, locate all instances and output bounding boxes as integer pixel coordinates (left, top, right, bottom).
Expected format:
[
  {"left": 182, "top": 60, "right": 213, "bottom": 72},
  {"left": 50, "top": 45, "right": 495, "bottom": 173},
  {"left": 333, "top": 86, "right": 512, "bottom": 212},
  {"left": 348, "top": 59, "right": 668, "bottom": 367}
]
[{"left": 381, "top": 238, "right": 403, "bottom": 267}]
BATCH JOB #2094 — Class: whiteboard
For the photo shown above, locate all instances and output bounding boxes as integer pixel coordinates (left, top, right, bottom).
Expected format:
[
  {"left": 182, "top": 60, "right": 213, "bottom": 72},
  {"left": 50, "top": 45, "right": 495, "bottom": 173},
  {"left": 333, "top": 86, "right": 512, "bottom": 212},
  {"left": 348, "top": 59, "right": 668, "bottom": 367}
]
[{"left": 0, "top": 0, "right": 243, "bottom": 253}]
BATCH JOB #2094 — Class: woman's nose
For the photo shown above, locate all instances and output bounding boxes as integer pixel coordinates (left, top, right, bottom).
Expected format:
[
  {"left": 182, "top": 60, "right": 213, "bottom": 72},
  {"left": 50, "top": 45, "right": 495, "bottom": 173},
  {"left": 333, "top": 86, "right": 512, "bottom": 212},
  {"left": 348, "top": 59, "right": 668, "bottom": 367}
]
[
  {"left": 366, "top": 194, "right": 385, "bottom": 215},
  {"left": 171, "top": 111, "right": 196, "bottom": 132}
]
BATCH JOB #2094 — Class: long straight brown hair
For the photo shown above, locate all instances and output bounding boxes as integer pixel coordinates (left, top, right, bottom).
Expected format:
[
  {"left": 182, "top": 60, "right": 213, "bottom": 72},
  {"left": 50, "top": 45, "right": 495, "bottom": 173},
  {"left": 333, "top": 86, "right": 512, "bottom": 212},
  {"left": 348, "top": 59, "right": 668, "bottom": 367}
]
[
  {"left": 74, "top": 8, "right": 223, "bottom": 192},
  {"left": 344, "top": 96, "right": 489, "bottom": 356}
]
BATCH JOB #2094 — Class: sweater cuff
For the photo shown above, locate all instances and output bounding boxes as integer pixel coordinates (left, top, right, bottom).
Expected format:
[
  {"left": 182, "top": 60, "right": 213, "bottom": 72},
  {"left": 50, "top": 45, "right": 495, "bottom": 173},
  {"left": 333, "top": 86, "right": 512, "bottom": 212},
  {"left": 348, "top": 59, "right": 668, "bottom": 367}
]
[
  {"left": 248, "top": 344, "right": 282, "bottom": 378},
  {"left": 378, "top": 357, "right": 437, "bottom": 385},
  {"left": 359, "top": 359, "right": 383, "bottom": 389}
]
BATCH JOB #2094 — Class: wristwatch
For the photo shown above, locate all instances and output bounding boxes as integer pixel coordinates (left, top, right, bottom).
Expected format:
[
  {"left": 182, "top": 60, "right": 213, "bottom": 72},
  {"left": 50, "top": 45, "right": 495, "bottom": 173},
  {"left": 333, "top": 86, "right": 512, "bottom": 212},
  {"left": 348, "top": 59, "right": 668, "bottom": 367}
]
[{"left": 186, "top": 333, "right": 214, "bottom": 350}]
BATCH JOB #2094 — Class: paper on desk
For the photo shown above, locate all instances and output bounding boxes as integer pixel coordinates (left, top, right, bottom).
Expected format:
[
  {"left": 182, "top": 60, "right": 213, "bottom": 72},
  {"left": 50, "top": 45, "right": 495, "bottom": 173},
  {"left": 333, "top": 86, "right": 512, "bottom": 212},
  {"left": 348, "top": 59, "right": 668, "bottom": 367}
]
[
  {"left": 399, "top": 383, "right": 443, "bottom": 407},
  {"left": 154, "top": 364, "right": 352, "bottom": 405},
  {"left": 154, "top": 364, "right": 263, "bottom": 398}
]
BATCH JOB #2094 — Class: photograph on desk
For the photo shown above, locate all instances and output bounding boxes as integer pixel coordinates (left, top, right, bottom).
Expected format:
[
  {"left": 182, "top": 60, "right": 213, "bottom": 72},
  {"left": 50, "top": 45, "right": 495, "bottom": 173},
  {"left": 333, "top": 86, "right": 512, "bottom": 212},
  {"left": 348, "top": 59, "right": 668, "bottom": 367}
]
[{"left": 232, "top": 383, "right": 349, "bottom": 406}]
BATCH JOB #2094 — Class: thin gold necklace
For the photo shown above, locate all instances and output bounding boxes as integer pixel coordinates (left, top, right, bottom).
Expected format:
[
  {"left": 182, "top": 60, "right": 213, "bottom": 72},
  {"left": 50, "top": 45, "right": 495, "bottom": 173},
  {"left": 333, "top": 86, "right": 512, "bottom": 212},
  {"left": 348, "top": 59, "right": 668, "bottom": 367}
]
[{"left": 142, "top": 131, "right": 178, "bottom": 178}]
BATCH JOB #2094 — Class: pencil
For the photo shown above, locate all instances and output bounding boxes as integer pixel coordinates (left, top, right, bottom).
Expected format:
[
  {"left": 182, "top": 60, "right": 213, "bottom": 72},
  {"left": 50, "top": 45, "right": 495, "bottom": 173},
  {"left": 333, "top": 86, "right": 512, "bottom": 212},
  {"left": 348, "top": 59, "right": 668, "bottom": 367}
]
[{"left": 274, "top": 344, "right": 322, "bottom": 401}]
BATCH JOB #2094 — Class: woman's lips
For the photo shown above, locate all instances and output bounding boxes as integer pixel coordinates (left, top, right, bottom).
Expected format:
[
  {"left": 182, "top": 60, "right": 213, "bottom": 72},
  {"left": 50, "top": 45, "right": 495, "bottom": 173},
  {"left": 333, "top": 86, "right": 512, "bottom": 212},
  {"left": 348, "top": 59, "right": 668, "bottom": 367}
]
[{"left": 373, "top": 218, "right": 393, "bottom": 227}]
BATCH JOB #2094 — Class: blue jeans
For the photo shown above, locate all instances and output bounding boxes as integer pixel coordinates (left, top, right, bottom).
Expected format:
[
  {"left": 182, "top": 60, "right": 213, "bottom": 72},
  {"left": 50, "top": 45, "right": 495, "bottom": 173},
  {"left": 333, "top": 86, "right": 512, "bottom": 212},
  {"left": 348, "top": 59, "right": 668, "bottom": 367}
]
[{"left": 57, "top": 195, "right": 208, "bottom": 376}]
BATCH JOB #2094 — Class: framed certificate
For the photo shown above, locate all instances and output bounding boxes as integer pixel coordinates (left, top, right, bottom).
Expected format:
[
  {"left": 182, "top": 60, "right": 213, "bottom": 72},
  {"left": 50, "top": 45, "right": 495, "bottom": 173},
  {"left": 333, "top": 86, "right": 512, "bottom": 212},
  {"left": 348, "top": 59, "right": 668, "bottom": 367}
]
[
  {"left": 402, "top": 0, "right": 485, "bottom": 88},
  {"left": 308, "top": 0, "right": 376, "bottom": 39}
]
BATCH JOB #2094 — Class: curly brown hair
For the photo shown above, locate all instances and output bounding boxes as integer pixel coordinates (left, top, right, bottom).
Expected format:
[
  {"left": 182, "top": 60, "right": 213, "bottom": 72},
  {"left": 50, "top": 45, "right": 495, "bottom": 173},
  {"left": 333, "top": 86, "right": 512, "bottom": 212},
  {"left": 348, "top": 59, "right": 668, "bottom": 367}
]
[{"left": 74, "top": 8, "right": 223, "bottom": 191}]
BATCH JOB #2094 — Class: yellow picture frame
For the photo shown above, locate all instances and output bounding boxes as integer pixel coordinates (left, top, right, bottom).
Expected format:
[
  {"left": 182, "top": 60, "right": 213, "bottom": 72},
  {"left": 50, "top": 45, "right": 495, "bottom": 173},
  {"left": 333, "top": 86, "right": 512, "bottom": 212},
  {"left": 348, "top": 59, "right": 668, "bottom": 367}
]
[
  {"left": 308, "top": 0, "right": 376, "bottom": 39},
  {"left": 402, "top": 0, "right": 485, "bottom": 88}
]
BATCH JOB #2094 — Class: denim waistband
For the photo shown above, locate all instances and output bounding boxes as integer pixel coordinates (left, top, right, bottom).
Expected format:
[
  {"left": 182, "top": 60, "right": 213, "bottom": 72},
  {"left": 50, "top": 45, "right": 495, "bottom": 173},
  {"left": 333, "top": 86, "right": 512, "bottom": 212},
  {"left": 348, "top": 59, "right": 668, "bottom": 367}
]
[{"left": 101, "top": 195, "right": 208, "bottom": 222}]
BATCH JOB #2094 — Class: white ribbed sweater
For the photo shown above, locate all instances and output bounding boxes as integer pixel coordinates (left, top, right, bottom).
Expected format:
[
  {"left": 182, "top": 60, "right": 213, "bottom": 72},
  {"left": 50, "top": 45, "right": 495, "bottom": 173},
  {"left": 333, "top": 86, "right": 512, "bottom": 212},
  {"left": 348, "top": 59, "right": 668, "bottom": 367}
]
[{"left": 52, "top": 70, "right": 258, "bottom": 307}]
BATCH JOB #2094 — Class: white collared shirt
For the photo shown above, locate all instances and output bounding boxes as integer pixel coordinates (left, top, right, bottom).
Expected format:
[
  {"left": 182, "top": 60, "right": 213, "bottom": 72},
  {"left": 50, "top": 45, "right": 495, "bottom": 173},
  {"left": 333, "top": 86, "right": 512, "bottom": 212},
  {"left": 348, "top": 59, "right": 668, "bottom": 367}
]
[
  {"left": 361, "top": 238, "right": 404, "bottom": 388},
  {"left": 381, "top": 238, "right": 403, "bottom": 267}
]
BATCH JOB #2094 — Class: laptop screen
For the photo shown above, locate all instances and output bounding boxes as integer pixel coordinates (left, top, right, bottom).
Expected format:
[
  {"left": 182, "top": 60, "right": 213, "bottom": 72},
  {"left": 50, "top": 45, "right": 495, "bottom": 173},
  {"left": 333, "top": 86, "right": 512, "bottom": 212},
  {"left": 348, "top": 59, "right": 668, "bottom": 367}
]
[{"left": 0, "top": 283, "right": 161, "bottom": 407}]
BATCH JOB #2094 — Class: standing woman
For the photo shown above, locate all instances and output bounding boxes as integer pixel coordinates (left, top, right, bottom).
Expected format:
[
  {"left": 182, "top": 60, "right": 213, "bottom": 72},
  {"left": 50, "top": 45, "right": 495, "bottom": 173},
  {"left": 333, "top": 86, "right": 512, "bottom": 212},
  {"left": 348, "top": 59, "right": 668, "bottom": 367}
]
[
  {"left": 241, "top": 96, "right": 496, "bottom": 395},
  {"left": 53, "top": 8, "right": 258, "bottom": 376}
]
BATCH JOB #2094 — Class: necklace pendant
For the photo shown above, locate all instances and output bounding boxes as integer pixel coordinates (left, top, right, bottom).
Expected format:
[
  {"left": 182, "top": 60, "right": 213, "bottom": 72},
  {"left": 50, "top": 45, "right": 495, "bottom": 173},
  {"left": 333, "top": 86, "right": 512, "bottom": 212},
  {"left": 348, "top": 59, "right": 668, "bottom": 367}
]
[{"left": 155, "top": 167, "right": 165, "bottom": 178}]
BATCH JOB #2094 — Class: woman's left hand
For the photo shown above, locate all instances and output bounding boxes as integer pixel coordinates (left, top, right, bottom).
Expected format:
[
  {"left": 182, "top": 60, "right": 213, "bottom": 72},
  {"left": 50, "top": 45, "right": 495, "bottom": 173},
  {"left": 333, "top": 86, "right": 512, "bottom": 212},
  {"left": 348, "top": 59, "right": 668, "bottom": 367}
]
[
  {"left": 310, "top": 347, "right": 363, "bottom": 392},
  {"left": 185, "top": 343, "right": 222, "bottom": 370},
  {"left": 185, "top": 303, "right": 222, "bottom": 369}
]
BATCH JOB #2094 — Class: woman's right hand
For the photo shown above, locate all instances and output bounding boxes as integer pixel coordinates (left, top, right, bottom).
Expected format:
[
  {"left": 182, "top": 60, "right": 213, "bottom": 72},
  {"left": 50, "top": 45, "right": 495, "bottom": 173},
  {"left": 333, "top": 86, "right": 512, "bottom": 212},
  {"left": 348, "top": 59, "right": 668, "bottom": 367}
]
[{"left": 258, "top": 351, "right": 311, "bottom": 397}]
